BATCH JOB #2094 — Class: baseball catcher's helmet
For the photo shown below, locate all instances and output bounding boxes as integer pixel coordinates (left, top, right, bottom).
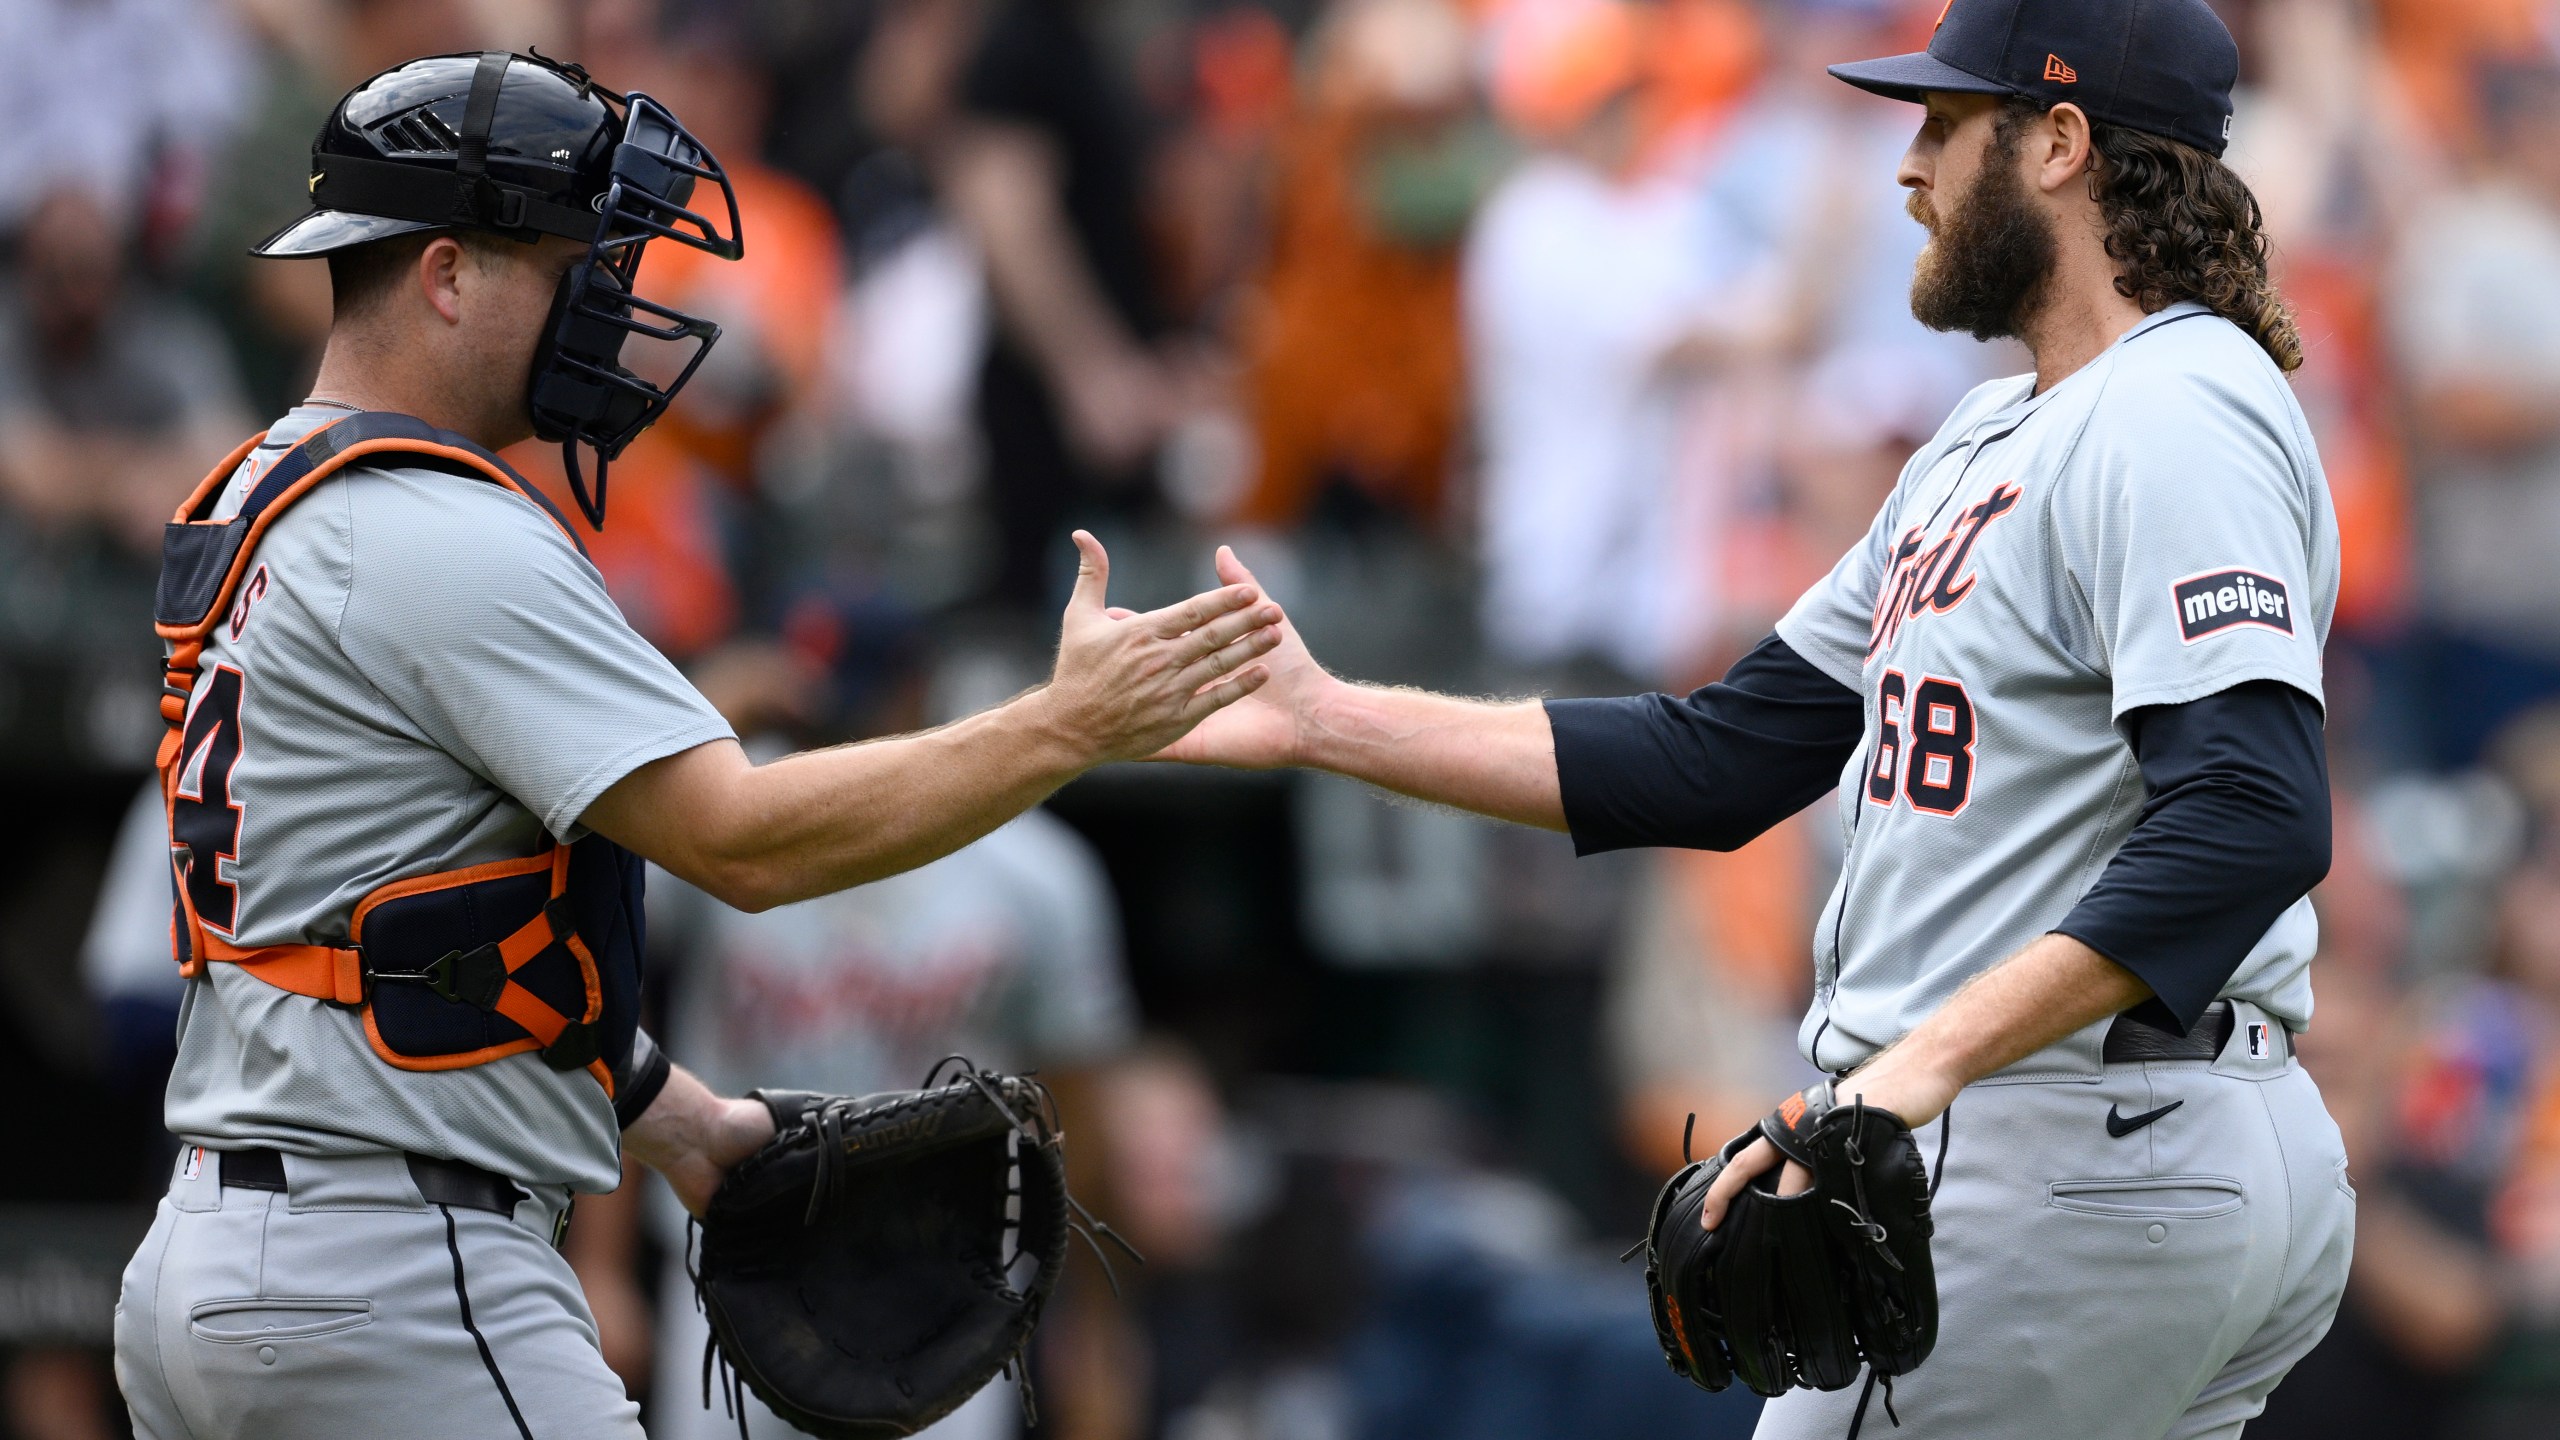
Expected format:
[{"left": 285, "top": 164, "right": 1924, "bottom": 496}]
[{"left": 253, "top": 50, "right": 745, "bottom": 527}]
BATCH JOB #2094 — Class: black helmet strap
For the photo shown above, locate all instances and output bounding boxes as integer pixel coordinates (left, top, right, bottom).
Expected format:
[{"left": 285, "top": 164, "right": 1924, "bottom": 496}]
[
  {"left": 456, "top": 51, "right": 509, "bottom": 181},
  {"left": 457, "top": 51, "right": 513, "bottom": 229}
]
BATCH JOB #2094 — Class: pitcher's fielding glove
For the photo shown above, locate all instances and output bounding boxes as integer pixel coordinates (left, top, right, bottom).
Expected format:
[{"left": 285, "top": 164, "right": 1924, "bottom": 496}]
[
  {"left": 1634, "top": 1082, "right": 1939, "bottom": 1404},
  {"left": 693, "top": 1060, "right": 1136, "bottom": 1438},
  {"left": 1631, "top": 1118, "right": 1738, "bottom": 1393}
]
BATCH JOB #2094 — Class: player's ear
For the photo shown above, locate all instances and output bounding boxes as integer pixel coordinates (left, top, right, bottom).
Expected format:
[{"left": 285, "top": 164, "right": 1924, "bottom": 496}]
[
  {"left": 417, "top": 235, "right": 468, "bottom": 326},
  {"left": 2037, "top": 102, "right": 2096, "bottom": 194}
]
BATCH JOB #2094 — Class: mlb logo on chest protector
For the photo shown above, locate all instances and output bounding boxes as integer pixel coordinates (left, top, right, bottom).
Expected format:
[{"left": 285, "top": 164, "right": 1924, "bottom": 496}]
[{"left": 2172, "top": 568, "right": 2293, "bottom": 643}]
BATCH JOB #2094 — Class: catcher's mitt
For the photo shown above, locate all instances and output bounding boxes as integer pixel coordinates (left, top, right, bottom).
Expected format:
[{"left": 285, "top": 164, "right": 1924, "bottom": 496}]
[
  {"left": 692, "top": 1059, "right": 1136, "bottom": 1438},
  {"left": 1631, "top": 1084, "right": 1941, "bottom": 1420}
]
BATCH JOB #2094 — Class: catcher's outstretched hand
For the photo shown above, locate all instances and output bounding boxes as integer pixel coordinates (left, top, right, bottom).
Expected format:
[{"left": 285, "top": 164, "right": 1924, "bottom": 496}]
[
  {"left": 1138, "top": 546, "right": 1336, "bottom": 769},
  {"left": 1043, "top": 532, "right": 1283, "bottom": 765}
]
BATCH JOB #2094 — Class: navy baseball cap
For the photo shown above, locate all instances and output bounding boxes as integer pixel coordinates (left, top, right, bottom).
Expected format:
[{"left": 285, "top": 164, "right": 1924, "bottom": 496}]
[{"left": 1829, "top": 0, "right": 2240, "bottom": 156}]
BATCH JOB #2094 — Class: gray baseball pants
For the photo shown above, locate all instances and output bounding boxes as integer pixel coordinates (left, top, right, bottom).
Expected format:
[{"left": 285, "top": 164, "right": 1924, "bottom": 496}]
[
  {"left": 1757, "top": 1001, "right": 2356, "bottom": 1440},
  {"left": 115, "top": 1146, "right": 640, "bottom": 1440}
]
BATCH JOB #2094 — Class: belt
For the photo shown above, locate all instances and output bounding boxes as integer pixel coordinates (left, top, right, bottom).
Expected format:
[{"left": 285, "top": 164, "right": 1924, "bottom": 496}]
[
  {"left": 2101, "top": 1000, "right": 2277, "bottom": 1064},
  {"left": 217, "top": 1147, "right": 527, "bottom": 1217}
]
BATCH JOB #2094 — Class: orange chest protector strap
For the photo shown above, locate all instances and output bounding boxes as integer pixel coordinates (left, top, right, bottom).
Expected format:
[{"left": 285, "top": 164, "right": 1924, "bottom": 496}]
[{"left": 156, "top": 411, "right": 633, "bottom": 1094}]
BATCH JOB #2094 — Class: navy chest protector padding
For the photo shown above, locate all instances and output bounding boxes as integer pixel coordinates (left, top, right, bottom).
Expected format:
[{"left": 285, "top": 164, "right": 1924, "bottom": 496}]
[{"left": 357, "top": 838, "right": 646, "bottom": 1081}]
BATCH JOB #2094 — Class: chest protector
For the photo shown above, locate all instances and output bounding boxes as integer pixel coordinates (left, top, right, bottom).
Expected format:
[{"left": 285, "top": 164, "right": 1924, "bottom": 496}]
[{"left": 155, "top": 411, "right": 643, "bottom": 1096}]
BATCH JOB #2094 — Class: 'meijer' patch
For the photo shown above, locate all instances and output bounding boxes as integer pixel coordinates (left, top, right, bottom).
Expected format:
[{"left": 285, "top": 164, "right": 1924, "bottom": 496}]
[{"left": 2172, "top": 568, "right": 2292, "bottom": 643}]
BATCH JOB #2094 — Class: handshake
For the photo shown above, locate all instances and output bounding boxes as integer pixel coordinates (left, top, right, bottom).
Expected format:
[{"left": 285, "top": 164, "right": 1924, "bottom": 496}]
[{"left": 1034, "top": 534, "right": 1322, "bottom": 773}]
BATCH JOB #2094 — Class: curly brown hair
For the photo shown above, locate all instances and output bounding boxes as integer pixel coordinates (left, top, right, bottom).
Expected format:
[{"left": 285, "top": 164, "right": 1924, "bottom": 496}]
[{"left": 1998, "top": 98, "right": 2303, "bottom": 373}]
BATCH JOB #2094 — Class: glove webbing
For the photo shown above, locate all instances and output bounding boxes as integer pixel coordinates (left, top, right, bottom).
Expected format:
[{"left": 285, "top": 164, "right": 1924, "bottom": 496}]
[
  {"left": 1843, "top": 1099, "right": 1953, "bottom": 1440},
  {"left": 920, "top": 1056, "right": 1146, "bottom": 1297},
  {"left": 913, "top": 1058, "right": 1145, "bottom": 1427}
]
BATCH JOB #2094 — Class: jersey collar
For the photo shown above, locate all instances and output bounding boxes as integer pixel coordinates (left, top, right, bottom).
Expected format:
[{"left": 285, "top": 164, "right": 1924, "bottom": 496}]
[{"left": 1993, "top": 300, "right": 2219, "bottom": 419}]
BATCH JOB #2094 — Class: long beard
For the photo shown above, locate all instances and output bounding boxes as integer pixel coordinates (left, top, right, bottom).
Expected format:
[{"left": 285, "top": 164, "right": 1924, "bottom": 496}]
[{"left": 1907, "top": 152, "right": 2056, "bottom": 342}]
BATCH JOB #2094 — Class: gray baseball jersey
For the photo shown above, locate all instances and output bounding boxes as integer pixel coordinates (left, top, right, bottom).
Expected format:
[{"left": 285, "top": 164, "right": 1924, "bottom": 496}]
[
  {"left": 1775, "top": 303, "right": 2337, "bottom": 1074},
  {"left": 159, "top": 403, "right": 734, "bottom": 1191}
]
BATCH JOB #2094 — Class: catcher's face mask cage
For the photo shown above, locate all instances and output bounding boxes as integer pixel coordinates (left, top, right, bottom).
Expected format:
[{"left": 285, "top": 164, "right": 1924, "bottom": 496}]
[{"left": 528, "top": 91, "right": 744, "bottom": 528}]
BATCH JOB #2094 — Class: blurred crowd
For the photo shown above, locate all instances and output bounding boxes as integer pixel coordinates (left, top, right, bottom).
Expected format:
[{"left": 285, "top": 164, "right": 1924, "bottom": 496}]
[{"left": 7, "top": 0, "right": 2560, "bottom": 1436}]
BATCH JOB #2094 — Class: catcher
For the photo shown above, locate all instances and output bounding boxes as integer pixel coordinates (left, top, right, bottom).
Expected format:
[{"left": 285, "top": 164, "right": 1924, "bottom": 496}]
[
  {"left": 1162, "top": 0, "right": 2352, "bottom": 1436},
  {"left": 115, "top": 51, "right": 1274, "bottom": 1440}
]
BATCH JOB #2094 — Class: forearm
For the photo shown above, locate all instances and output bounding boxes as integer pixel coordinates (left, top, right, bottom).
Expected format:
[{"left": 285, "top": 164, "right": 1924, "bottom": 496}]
[
  {"left": 1703, "top": 931, "right": 2154, "bottom": 1224},
  {"left": 724, "top": 693, "right": 1101, "bottom": 905},
  {"left": 645, "top": 691, "right": 1093, "bottom": 911},
  {"left": 1298, "top": 681, "right": 1565, "bottom": 830},
  {"left": 1874, "top": 685, "right": 2323, "bottom": 1098},
  {"left": 595, "top": 541, "right": 1279, "bottom": 908},
  {"left": 1851, "top": 933, "right": 2153, "bottom": 1113}
]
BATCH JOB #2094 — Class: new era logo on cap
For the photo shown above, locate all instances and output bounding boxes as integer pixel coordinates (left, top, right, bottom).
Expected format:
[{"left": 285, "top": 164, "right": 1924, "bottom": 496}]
[
  {"left": 1829, "top": 0, "right": 2240, "bottom": 158},
  {"left": 2172, "top": 568, "right": 2293, "bottom": 644}
]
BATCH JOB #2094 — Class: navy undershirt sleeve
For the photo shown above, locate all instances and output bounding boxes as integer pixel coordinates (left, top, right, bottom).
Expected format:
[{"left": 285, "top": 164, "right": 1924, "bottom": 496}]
[
  {"left": 614, "top": 1026, "right": 674, "bottom": 1131},
  {"left": 1544, "top": 634, "right": 1866, "bottom": 856},
  {"left": 2054, "top": 680, "right": 2331, "bottom": 1034}
]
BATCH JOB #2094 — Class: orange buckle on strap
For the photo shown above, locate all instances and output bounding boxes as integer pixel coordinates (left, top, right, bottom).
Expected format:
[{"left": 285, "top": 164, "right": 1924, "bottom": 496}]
[{"left": 193, "top": 935, "right": 367, "bottom": 1005}]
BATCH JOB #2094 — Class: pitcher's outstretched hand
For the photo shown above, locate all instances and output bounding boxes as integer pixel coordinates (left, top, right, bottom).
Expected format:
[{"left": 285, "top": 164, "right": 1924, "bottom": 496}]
[
  {"left": 1041, "top": 531, "right": 1284, "bottom": 764},
  {"left": 1138, "top": 546, "right": 1334, "bottom": 769}
]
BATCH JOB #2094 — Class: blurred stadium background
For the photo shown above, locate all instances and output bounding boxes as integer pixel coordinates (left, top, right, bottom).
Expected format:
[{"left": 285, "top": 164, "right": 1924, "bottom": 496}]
[{"left": 4, "top": 0, "right": 2560, "bottom": 1435}]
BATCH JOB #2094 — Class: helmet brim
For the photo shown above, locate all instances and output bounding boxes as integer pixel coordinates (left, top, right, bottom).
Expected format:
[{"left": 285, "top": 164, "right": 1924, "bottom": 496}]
[{"left": 250, "top": 210, "right": 446, "bottom": 258}]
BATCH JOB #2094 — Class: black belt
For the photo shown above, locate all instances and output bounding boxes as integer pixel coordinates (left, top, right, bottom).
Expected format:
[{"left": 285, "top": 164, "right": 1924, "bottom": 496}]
[
  {"left": 217, "top": 1147, "right": 527, "bottom": 1216},
  {"left": 2102, "top": 1001, "right": 2269, "bottom": 1064}
]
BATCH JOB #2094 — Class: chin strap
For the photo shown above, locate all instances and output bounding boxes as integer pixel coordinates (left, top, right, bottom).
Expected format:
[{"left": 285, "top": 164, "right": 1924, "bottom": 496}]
[{"left": 562, "top": 440, "right": 609, "bottom": 529}]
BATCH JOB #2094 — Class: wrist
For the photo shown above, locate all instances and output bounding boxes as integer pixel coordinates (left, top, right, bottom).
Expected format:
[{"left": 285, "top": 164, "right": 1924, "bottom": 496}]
[
  {"left": 1292, "top": 673, "right": 1363, "bottom": 773},
  {"left": 625, "top": 1067, "right": 765, "bottom": 1170},
  {"left": 1842, "top": 1047, "right": 1964, "bottom": 1127},
  {"left": 627, "top": 1075, "right": 776, "bottom": 1217},
  {"left": 1007, "top": 685, "right": 1109, "bottom": 775}
]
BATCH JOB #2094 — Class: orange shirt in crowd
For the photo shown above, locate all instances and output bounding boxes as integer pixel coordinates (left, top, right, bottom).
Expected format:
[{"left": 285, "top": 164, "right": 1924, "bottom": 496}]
[
  {"left": 2284, "top": 253, "right": 2412, "bottom": 633},
  {"left": 2375, "top": 0, "right": 2552, "bottom": 153},
  {"left": 1240, "top": 104, "right": 1466, "bottom": 527},
  {"left": 1636, "top": 0, "right": 1761, "bottom": 168}
]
